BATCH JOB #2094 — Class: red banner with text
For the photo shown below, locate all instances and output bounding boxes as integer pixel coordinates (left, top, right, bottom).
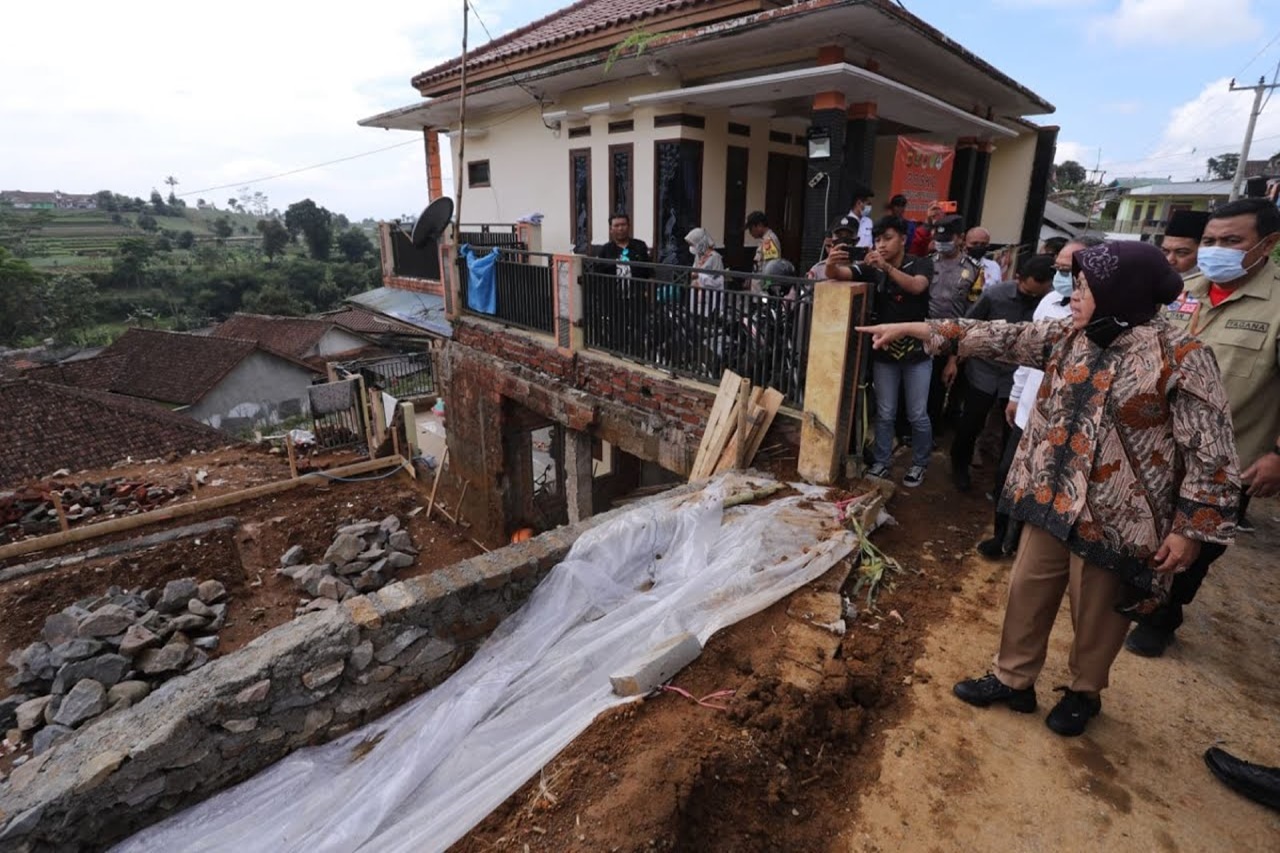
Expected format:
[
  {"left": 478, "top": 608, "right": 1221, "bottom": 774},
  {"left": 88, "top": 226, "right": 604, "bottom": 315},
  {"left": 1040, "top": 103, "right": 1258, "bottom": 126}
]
[{"left": 889, "top": 138, "right": 956, "bottom": 220}]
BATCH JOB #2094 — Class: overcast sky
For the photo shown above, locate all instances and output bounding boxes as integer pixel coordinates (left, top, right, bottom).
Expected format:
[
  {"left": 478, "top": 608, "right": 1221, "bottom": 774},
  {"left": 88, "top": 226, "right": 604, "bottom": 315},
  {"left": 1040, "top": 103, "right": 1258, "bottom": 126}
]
[{"left": 4, "top": 0, "right": 1280, "bottom": 220}]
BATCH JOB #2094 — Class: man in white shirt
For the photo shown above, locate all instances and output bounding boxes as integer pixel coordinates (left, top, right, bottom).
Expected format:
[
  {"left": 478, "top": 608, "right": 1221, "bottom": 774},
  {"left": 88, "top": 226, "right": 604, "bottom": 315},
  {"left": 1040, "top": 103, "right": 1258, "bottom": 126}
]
[
  {"left": 976, "top": 235, "right": 1105, "bottom": 558},
  {"left": 850, "top": 187, "right": 875, "bottom": 250}
]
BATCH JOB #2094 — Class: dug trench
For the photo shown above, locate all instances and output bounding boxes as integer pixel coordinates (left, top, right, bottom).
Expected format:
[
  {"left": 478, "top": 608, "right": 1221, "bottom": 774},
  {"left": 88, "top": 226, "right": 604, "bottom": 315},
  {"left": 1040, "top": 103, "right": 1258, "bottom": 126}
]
[{"left": 457, "top": 472, "right": 990, "bottom": 852}]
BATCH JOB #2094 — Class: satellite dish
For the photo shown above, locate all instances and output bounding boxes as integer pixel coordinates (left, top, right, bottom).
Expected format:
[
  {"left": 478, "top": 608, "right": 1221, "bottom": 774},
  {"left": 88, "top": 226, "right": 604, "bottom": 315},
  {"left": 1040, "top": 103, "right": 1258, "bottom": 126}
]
[{"left": 411, "top": 197, "right": 454, "bottom": 248}]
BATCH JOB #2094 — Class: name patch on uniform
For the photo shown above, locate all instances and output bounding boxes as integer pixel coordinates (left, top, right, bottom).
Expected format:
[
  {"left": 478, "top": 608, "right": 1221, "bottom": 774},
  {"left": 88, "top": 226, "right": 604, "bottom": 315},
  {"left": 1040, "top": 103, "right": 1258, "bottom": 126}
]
[{"left": 1225, "top": 319, "right": 1270, "bottom": 333}]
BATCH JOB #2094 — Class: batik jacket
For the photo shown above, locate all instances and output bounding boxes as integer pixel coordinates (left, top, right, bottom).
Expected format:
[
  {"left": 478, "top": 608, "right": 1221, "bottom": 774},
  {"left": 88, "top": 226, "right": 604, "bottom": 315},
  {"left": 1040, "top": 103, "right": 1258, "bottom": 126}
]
[{"left": 927, "top": 316, "right": 1240, "bottom": 615}]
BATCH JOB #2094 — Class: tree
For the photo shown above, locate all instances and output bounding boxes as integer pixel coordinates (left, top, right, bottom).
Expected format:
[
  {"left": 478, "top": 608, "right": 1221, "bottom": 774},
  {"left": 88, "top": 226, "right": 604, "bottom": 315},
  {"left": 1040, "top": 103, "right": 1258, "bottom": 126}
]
[
  {"left": 164, "top": 175, "right": 179, "bottom": 198},
  {"left": 137, "top": 213, "right": 159, "bottom": 232},
  {"left": 39, "top": 273, "right": 98, "bottom": 343},
  {"left": 242, "top": 283, "right": 309, "bottom": 316},
  {"left": 0, "top": 248, "right": 47, "bottom": 344},
  {"left": 197, "top": 198, "right": 207, "bottom": 209},
  {"left": 1056, "top": 160, "right": 1087, "bottom": 187},
  {"left": 284, "top": 199, "right": 333, "bottom": 260},
  {"left": 227, "top": 198, "right": 240, "bottom": 212},
  {"left": 149, "top": 189, "right": 169, "bottom": 216},
  {"left": 176, "top": 230, "right": 196, "bottom": 250},
  {"left": 336, "top": 227, "right": 373, "bottom": 263},
  {"left": 111, "top": 237, "right": 154, "bottom": 289},
  {"left": 1207, "top": 153, "right": 1240, "bottom": 181},
  {"left": 94, "top": 190, "right": 116, "bottom": 212},
  {"left": 334, "top": 213, "right": 351, "bottom": 231},
  {"left": 212, "top": 217, "right": 234, "bottom": 245},
  {"left": 257, "top": 219, "right": 290, "bottom": 261},
  {"left": 155, "top": 235, "right": 173, "bottom": 252}
]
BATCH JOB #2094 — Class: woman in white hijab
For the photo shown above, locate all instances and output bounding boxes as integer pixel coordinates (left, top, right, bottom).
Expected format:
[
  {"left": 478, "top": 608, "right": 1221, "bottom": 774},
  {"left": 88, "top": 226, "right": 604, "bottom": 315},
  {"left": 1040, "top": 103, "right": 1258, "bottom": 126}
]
[{"left": 685, "top": 227, "right": 725, "bottom": 316}]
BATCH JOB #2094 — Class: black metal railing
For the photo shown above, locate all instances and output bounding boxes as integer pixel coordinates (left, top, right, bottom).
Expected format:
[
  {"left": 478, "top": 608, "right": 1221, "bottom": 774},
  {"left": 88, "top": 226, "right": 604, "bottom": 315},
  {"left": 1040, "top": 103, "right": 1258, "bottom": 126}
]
[
  {"left": 580, "top": 260, "right": 814, "bottom": 407},
  {"left": 308, "top": 379, "right": 367, "bottom": 451},
  {"left": 457, "top": 222, "right": 525, "bottom": 250},
  {"left": 458, "top": 247, "right": 555, "bottom": 334},
  {"left": 335, "top": 352, "right": 436, "bottom": 400}
]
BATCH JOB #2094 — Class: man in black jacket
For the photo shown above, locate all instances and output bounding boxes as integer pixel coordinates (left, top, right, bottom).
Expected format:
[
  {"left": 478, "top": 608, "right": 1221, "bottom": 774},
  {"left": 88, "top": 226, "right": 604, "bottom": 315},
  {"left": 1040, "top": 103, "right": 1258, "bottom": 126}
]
[{"left": 591, "top": 213, "right": 652, "bottom": 352}]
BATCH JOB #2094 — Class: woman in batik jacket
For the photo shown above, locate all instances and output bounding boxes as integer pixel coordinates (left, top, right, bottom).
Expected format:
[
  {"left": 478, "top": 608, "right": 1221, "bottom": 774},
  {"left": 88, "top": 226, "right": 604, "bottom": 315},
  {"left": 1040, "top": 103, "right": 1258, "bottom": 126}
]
[{"left": 857, "top": 240, "right": 1239, "bottom": 738}]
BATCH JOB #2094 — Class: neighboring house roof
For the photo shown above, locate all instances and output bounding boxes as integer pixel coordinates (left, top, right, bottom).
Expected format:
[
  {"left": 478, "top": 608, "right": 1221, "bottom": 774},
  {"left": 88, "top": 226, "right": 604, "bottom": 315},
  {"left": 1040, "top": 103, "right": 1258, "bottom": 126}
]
[
  {"left": 1125, "top": 180, "right": 1233, "bottom": 197},
  {"left": 345, "top": 288, "right": 452, "bottom": 338},
  {"left": 1042, "top": 200, "right": 1086, "bottom": 238},
  {"left": 412, "top": 0, "right": 717, "bottom": 88},
  {"left": 210, "top": 313, "right": 366, "bottom": 359},
  {"left": 1, "top": 190, "right": 59, "bottom": 204},
  {"left": 321, "top": 306, "right": 436, "bottom": 337},
  {"left": 0, "top": 380, "right": 232, "bottom": 487},
  {"left": 1108, "top": 177, "right": 1168, "bottom": 190},
  {"left": 26, "top": 328, "right": 319, "bottom": 406}
]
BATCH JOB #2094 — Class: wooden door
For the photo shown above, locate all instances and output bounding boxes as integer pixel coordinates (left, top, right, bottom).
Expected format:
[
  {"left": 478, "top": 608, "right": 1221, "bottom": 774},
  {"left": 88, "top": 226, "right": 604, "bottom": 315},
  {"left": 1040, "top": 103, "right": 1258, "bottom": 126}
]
[{"left": 765, "top": 152, "right": 805, "bottom": 267}]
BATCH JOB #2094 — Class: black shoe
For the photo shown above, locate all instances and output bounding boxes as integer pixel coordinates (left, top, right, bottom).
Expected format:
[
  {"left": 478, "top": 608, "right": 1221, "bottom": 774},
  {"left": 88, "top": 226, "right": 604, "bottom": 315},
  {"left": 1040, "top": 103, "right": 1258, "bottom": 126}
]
[
  {"left": 1204, "top": 747, "right": 1280, "bottom": 812},
  {"left": 951, "top": 466, "right": 972, "bottom": 493},
  {"left": 1045, "top": 687, "right": 1101, "bottom": 737},
  {"left": 976, "top": 537, "right": 1006, "bottom": 559},
  {"left": 1125, "top": 623, "right": 1174, "bottom": 658},
  {"left": 1237, "top": 516, "right": 1256, "bottom": 534},
  {"left": 953, "top": 673, "right": 1037, "bottom": 713}
]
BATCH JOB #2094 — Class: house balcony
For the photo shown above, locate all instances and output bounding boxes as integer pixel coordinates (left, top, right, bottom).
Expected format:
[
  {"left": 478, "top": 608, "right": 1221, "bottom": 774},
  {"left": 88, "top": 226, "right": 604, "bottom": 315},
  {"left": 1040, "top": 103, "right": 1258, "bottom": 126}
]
[
  {"left": 450, "top": 246, "right": 823, "bottom": 409},
  {"left": 377, "top": 220, "right": 541, "bottom": 293}
]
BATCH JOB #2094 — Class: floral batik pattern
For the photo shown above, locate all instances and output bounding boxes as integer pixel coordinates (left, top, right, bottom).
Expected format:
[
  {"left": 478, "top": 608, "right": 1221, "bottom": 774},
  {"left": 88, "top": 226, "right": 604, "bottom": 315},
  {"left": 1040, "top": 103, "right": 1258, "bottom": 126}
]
[{"left": 926, "top": 316, "right": 1240, "bottom": 616}]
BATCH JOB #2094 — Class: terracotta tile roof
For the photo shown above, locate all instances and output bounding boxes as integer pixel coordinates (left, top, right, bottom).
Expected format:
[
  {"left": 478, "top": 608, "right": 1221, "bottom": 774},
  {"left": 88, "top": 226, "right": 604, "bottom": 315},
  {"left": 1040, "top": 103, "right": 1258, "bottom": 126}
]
[
  {"left": 211, "top": 313, "right": 342, "bottom": 359},
  {"left": 0, "top": 380, "right": 232, "bottom": 488},
  {"left": 27, "top": 328, "right": 319, "bottom": 406},
  {"left": 323, "top": 307, "right": 434, "bottom": 337},
  {"left": 412, "top": 0, "right": 718, "bottom": 88}
]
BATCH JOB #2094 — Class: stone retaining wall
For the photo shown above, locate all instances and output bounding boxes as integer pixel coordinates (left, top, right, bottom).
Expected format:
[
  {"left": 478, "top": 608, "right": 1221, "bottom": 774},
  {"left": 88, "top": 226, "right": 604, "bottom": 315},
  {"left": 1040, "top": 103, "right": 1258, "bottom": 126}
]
[{"left": 0, "top": 484, "right": 698, "bottom": 851}]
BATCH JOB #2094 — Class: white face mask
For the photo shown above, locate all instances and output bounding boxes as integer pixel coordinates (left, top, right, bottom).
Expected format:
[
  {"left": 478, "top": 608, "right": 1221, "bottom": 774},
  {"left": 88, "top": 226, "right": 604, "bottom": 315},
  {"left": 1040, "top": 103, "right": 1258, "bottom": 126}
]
[
  {"left": 1197, "top": 244, "right": 1262, "bottom": 283},
  {"left": 935, "top": 240, "right": 956, "bottom": 255},
  {"left": 1052, "top": 270, "right": 1073, "bottom": 297}
]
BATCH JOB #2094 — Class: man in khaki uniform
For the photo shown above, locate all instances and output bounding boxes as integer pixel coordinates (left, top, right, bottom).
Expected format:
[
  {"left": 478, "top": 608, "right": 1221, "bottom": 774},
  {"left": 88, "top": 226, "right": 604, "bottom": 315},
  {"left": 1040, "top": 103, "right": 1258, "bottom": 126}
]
[{"left": 1128, "top": 198, "right": 1280, "bottom": 656}]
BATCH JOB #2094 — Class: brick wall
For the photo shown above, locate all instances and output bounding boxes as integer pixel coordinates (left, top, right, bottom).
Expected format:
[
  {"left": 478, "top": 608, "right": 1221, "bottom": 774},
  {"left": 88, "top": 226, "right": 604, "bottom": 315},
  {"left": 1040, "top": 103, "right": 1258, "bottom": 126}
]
[{"left": 384, "top": 275, "right": 445, "bottom": 296}]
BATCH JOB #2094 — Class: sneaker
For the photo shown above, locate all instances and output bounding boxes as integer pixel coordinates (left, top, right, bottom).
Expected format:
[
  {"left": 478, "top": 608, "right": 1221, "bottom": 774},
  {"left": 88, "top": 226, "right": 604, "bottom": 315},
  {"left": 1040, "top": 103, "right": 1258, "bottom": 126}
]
[
  {"left": 866, "top": 463, "right": 891, "bottom": 480},
  {"left": 1125, "top": 623, "right": 1174, "bottom": 658},
  {"left": 903, "top": 465, "right": 926, "bottom": 488},
  {"left": 1045, "top": 687, "right": 1101, "bottom": 737},
  {"left": 1237, "top": 516, "right": 1255, "bottom": 534},
  {"left": 976, "top": 537, "right": 1007, "bottom": 560},
  {"left": 952, "top": 673, "right": 1037, "bottom": 713}
]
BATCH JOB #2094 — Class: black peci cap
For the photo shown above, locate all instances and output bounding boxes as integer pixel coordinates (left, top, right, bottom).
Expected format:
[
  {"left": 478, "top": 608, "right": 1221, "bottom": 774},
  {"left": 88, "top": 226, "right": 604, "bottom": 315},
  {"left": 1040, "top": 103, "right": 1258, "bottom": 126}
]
[{"left": 1164, "top": 209, "right": 1209, "bottom": 240}]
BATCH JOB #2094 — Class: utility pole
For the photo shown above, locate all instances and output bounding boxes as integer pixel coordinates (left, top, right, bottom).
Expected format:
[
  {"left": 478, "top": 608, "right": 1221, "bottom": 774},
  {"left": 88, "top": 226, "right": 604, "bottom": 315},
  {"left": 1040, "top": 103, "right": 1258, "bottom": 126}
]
[
  {"left": 454, "top": 0, "right": 469, "bottom": 243},
  {"left": 1083, "top": 148, "right": 1106, "bottom": 232},
  {"left": 1228, "top": 64, "right": 1280, "bottom": 201}
]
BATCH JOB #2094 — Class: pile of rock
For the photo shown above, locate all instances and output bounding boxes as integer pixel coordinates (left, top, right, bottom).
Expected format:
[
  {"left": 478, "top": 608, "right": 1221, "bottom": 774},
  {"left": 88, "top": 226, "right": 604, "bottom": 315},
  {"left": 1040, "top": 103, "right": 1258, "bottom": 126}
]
[
  {"left": 1, "top": 478, "right": 187, "bottom": 543},
  {"left": 1, "top": 577, "right": 228, "bottom": 756},
  {"left": 279, "top": 515, "right": 417, "bottom": 614}
]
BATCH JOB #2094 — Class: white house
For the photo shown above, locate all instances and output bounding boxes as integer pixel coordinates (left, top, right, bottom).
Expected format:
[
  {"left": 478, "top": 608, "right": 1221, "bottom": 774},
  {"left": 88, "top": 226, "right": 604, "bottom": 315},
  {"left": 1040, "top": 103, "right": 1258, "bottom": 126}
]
[{"left": 360, "top": 0, "right": 1057, "bottom": 270}]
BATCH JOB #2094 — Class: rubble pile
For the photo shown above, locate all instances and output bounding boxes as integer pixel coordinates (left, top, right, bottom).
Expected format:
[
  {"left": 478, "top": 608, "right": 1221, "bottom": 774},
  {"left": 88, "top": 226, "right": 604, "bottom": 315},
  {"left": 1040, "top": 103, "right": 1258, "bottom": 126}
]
[
  {"left": 1, "top": 577, "right": 228, "bottom": 758},
  {"left": 0, "top": 478, "right": 188, "bottom": 543},
  {"left": 279, "top": 515, "right": 418, "bottom": 615}
]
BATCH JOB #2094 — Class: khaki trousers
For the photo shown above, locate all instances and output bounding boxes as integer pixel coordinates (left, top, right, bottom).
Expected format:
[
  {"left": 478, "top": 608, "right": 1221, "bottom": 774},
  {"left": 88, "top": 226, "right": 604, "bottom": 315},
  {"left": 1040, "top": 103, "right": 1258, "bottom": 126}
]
[{"left": 994, "top": 525, "right": 1131, "bottom": 693}]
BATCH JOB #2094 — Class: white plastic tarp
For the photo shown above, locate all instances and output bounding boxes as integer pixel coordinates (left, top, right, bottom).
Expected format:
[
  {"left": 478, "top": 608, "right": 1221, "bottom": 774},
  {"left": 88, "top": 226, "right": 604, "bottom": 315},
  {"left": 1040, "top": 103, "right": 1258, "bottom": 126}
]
[{"left": 115, "top": 474, "right": 854, "bottom": 853}]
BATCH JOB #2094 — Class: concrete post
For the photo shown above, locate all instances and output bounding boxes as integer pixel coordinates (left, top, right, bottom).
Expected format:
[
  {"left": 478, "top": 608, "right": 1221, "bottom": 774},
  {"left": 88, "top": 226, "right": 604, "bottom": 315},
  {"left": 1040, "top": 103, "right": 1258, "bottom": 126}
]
[
  {"left": 440, "top": 241, "right": 461, "bottom": 320},
  {"left": 554, "top": 254, "right": 583, "bottom": 353},
  {"left": 378, "top": 222, "right": 395, "bottom": 281},
  {"left": 949, "top": 139, "right": 979, "bottom": 227},
  {"left": 843, "top": 103, "right": 879, "bottom": 205},
  {"left": 564, "top": 428, "right": 594, "bottom": 524},
  {"left": 798, "top": 281, "right": 871, "bottom": 484}
]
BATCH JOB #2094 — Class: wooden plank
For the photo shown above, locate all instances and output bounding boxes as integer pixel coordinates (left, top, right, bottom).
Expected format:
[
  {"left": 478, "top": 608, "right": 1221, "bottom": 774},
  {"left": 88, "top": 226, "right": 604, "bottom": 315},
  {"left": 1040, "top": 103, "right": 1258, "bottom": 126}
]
[
  {"left": 735, "top": 377, "right": 750, "bottom": 469},
  {"left": 0, "top": 456, "right": 406, "bottom": 563},
  {"left": 743, "top": 388, "right": 785, "bottom": 466},
  {"left": 693, "top": 396, "right": 742, "bottom": 481},
  {"left": 426, "top": 447, "right": 449, "bottom": 520},
  {"left": 714, "top": 386, "right": 765, "bottom": 474},
  {"left": 690, "top": 371, "right": 742, "bottom": 480},
  {"left": 50, "top": 492, "right": 69, "bottom": 533},
  {"left": 285, "top": 436, "right": 299, "bottom": 479}
]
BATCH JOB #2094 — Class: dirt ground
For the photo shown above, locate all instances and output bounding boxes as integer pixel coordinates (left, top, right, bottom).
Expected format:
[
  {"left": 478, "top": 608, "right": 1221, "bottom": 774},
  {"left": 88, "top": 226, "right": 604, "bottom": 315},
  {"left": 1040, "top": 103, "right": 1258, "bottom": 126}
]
[
  {"left": 455, "top": 451, "right": 1280, "bottom": 851},
  {"left": 0, "top": 447, "right": 487, "bottom": 774}
]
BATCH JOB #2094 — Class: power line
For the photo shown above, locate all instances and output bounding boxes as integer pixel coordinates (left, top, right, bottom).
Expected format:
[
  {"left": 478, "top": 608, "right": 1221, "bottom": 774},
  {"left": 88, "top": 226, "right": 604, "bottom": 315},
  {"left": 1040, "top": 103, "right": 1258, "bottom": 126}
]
[
  {"left": 176, "top": 139, "right": 420, "bottom": 198},
  {"left": 1227, "top": 64, "right": 1280, "bottom": 200},
  {"left": 466, "top": 0, "right": 556, "bottom": 130}
]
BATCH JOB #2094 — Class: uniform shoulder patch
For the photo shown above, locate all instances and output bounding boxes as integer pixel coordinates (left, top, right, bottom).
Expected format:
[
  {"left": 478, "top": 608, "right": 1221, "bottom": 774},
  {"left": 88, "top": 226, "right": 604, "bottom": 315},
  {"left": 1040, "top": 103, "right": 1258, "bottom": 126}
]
[{"left": 1224, "top": 319, "right": 1270, "bottom": 333}]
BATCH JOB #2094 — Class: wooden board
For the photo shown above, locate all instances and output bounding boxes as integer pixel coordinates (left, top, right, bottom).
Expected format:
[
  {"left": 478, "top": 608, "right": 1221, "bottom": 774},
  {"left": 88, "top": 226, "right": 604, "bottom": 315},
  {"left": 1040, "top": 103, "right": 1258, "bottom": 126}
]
[
  {"left": 690, "top": 371, "right": 744, "bottom": 481},
  {"left": 0, "top": 456, "right": 408, "bottom": 563}
]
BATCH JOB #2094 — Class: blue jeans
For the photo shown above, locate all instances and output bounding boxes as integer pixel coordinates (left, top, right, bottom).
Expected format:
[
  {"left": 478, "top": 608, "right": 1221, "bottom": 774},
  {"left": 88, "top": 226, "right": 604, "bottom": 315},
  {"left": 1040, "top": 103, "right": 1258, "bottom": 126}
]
[{"left": 873, "top": 358, "right": 933, "bottom": 469}]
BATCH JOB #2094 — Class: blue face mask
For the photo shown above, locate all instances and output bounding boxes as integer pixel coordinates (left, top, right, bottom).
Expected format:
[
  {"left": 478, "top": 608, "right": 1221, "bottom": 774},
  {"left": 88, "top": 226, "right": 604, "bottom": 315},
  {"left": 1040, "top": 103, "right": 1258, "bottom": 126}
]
[
  {"left": 1052, "top": 270, "right": 1073, "bottom": 297},
  {"left": 1196, "top": 245, "right": 1255, "bottom": 283}
]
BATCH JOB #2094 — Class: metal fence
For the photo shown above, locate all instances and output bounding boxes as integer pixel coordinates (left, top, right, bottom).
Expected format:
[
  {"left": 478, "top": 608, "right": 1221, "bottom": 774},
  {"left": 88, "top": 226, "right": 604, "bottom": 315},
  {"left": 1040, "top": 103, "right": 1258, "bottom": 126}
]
[
  {"left": 580, "top": 260, "right": 814, "bottom": 408},
  {"left": 335, "top": 352, "right": 436, "bottom": 400},
  {"left": 458, "top": 247, "right": 555, "bottom": 334},
  {"left": 457, "top": 223, "right": 525, "bottom": 250},
  {"left": 307, "top": 379, "right": 367, "bottom": 451}
]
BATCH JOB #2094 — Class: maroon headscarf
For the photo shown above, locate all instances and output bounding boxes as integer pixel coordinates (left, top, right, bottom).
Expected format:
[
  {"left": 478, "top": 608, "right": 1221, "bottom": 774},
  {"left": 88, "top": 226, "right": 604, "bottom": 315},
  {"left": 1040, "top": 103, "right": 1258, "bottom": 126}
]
[{"left": 1072, "top": 241, "right": 1183, "bottom": 327}]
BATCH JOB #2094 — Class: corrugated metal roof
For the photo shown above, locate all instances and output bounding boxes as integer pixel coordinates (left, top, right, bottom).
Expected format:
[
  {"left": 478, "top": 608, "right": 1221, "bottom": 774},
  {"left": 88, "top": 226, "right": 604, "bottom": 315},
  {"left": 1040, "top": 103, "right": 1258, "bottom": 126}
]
[
  {"left": 1126, "top": 180, "right": 1232, "bottom": 197},
  {"left": 345, "top": 288, "right": 452, "bottom": 338}
]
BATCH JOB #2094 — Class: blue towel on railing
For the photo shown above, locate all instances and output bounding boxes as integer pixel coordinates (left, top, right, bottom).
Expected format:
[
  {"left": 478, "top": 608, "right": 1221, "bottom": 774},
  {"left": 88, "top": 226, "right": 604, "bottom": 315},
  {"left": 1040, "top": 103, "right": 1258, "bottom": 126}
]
[{"left": 459, "top": 244, "right": 498, "bottom": 315}]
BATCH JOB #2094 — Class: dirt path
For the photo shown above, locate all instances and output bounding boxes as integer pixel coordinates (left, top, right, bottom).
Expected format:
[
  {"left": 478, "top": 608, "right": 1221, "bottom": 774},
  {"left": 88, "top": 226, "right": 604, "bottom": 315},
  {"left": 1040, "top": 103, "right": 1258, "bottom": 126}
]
[{"left": 850, "top": 497, "right": 1280, "bottom": 851}]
